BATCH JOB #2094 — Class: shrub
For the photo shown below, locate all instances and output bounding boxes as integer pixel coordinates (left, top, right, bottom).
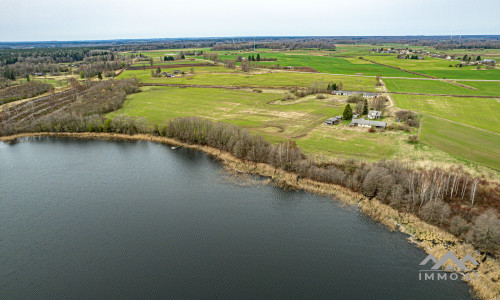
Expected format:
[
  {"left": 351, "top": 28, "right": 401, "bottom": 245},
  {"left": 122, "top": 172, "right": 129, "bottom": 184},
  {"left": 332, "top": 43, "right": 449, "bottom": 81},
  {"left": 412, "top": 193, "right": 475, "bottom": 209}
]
[
  {"left": 346, "top": 93, "right": 364, "bottom": 103},
  {"left": 467, "top": 209, "right": 500, "bottom": 254},
  {"left": 419, "top": 200, "right": 451, "bottom": 226},
  {"left": 407, "top": 135, "right": 419, "bottom": 143},
  {"left": 449, "top": 216, "right": 470, "bottom": 239},
  {"left": 316, "top": 94, "right": 326, "bottom": 99}
]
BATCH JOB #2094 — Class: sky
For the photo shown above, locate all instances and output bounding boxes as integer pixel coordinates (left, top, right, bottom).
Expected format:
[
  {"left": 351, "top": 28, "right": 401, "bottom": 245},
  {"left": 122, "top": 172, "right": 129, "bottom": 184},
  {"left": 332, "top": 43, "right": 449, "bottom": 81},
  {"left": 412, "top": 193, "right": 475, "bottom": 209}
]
[{"left": 1, "top": 0, "right": 499, "bottom": 42}]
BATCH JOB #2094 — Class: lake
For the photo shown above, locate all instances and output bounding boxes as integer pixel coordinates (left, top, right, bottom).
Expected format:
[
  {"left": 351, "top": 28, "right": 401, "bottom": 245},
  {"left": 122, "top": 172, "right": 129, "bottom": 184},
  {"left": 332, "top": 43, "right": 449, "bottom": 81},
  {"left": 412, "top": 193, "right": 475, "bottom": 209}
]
[{"left": 0, "top": 137, "right": 473, "bottom": 299}]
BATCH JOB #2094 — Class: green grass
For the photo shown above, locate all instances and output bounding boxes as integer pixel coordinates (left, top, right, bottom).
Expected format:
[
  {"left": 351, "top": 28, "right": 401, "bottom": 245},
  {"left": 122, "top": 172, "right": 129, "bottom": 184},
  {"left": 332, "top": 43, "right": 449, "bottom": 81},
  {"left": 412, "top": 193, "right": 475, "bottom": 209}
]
[
  {"left": 107, "top": 86, "right": 396, "bottom": 160},
  {"left": 131, "top": 59, "right": 209, "bottom": 67},
  {"left": 420, "top": 116, "right": 500, "bottom": 170},
  {"left": 392, "top": 94, "right": 500, "bottom": 133},
  {"left": 367, "top": 55, "right": 500, "bottom": 80},
  {"left": 216, "top": 52, "right": 423, "bottom": 77},
  {"left": 384, "top": 78, "right": 500, "bottom": 97},
  {"left": 296, "top": 126, "right": 397, "bottom": 159},
  {"left": 119, "top": 69, "right": 380, "bottom": 91}
]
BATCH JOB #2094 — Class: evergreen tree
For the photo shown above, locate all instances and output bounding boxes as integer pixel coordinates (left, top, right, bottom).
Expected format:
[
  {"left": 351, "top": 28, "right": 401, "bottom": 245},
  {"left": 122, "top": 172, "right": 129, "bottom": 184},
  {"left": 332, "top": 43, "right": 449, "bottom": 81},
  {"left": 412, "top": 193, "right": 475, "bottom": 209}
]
[
  {"left": 248, "top": 55, "right": 251, "bottom": 61},
  {"left": 362, "top": 99, "right": 368, "bottom": 115},
  {"left": 26, "top": 74, "right": 30, "bottom": 82},
  {"left": 332, "top": 83, "right": 337, "bottom": 91},
  {"left": 476, "top": 56, "right": 481, "bottom": 61},
  {"left": 251, "top": 55, "right": 255, "bottom": 61},
  {"left": 342, "top": 104, "right": 353, "bottom": 120},
  {"left": 327, "top": 84, "right": 331, "bottom": 91},
  {"left": 256, "top": 54, "right": 261, "bottom": 61},
  {"left": 97, "top": 72, "right": 102, "bottom": 80},
  {"left": 156, "top": 66, "right": 161, "bottom": 74}
]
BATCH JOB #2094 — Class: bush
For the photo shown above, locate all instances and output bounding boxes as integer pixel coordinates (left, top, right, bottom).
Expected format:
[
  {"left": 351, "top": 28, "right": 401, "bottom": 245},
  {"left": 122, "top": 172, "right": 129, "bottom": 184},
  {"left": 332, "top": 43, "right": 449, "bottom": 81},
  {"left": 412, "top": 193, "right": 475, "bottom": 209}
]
[
  {"left": 449, "top": 216, "right": 470, "bottom": 239},
  {"left": 346, "top": 94, "right": 364, "bottom": 103},
  {"left": 316, "top": 94, "right": 326, "bottom": 99},
  {"left": 419, "top": 200, "right": 451, "bottom": 226},
  {"left": 467, "top": 209, "right": 500, "bottom": 254},
  {"left": 407, "top": 135, "right": 419, "bottom": 143}
]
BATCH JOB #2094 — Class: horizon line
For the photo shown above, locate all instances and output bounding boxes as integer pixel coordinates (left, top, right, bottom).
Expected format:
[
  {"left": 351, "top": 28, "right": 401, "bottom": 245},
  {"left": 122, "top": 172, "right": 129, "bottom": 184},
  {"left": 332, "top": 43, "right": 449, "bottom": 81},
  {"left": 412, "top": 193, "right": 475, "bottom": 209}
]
[{"left": 1, "top": 34, "right": 500, "bottom": 44}]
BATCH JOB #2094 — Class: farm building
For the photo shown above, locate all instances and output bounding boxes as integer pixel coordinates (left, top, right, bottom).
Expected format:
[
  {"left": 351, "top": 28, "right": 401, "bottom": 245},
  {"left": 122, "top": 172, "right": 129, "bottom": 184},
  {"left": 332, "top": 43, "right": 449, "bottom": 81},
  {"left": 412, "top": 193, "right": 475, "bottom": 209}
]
[
  {"left": 367, "top": 110, "right": 382, "bottom": 119},
  {"left": 349, "top": 118, "right": 386, "bottom": 129},
  {"left": 173, "top": 70, "right": 181, "bottom": 74},
  {"left": 483, "top": 59, "right": 496, "bottom": 64},
  {"left": 332, "top": 90, "right": 378, "bottom": 98},
  {"left": 324, "top": 116, "right": 342, "bottom": 125},
  {"left": 166, "top": 73, "right": 175, "bottom": 78}
]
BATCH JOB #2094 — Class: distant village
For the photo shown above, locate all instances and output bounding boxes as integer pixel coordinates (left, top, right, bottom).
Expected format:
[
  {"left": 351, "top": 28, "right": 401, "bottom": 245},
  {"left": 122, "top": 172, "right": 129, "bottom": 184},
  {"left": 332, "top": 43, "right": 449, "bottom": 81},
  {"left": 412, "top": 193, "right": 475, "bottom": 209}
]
[{"left": 372, "top": 47, "right": 497, "bottom": 65}]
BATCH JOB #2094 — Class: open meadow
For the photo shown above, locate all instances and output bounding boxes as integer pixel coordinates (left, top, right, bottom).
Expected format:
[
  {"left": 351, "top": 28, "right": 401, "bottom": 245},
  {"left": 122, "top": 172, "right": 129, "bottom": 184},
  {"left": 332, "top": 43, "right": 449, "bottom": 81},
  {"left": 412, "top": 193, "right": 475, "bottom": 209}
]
[{"left": 420, "top": 116, "right": 500, "bottom": 170}]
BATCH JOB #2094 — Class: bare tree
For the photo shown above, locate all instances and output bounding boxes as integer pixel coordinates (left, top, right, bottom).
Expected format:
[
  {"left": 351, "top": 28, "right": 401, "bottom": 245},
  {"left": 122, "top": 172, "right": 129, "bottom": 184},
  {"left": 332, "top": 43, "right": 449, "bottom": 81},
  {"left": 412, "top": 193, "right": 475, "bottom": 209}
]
[{"left": 371, "top": 96, "right": 387, "bottom": 111}]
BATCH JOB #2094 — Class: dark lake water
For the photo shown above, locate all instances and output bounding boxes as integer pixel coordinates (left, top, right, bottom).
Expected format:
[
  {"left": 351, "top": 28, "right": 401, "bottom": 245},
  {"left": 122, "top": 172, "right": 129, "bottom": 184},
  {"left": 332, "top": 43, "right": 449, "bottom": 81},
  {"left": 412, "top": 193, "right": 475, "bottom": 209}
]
[{"left": 0, "top": 138, "right": 474, "bottom": 299}]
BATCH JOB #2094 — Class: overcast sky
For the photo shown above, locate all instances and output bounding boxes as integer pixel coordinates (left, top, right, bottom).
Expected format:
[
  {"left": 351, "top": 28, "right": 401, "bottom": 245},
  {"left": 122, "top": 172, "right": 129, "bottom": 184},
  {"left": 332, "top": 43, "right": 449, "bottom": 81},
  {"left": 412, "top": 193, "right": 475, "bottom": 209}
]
[{"left": 1, "top": 0, "right": 499, "bottom": 41}]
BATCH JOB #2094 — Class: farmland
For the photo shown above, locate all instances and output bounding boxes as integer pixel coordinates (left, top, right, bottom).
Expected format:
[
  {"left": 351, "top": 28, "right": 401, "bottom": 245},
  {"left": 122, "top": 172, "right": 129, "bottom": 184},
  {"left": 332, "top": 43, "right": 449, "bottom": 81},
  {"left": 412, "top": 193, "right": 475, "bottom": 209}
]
[
  {"left": 2, "top": 42, "right": 500, "bottom": 172},
  {"left": 391, "top": 94, "right": 500, "bottom": 133},
  {"left": 105, "top": 45, "right": 500, "bottom": 171},
  {"left": 384, "top": 78, "right": 500, "bottom": 97},
  {"left": 420, "top": 116, "right": 500, "bottom": 170}
]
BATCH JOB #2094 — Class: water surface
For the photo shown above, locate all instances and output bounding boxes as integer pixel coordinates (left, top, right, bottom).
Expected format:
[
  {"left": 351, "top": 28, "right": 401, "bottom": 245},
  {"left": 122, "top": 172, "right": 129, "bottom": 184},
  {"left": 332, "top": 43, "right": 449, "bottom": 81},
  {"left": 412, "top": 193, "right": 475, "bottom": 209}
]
[{"left": 0, "top": 138, "right": 473, "bottom": 299}]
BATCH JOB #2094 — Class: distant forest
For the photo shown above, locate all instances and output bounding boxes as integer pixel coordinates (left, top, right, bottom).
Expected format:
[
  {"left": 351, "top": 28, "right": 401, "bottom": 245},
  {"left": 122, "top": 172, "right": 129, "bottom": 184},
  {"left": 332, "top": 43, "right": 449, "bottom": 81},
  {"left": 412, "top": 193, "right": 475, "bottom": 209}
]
[{"left": 1, "top": 35, "right": 499, "bottom": 50}]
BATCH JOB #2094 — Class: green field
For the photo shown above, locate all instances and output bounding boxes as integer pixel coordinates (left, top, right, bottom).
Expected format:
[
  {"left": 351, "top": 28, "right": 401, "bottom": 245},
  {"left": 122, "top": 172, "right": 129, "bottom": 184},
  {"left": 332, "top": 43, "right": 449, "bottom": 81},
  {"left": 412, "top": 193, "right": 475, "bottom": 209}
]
[
  {"left": 420, "top": 116, "right": 500, "bottom": 170},
  {"left": 367, "top": 55, "right": 500, "bottom": 80},
  {"left": 215, "top": 52, "right": 423, "bottom": 77},
  {"left": 107, "top": 86, "right": 398, "bottom": 160},
  {"left": 384, "top": 78, "right": 500, "bottom": 97},
  {"left": 392, "top": 94, "right": 500, "bottom": 133},
  {"left": 119, "top": 69, "right": 380, "bottom": 91}
]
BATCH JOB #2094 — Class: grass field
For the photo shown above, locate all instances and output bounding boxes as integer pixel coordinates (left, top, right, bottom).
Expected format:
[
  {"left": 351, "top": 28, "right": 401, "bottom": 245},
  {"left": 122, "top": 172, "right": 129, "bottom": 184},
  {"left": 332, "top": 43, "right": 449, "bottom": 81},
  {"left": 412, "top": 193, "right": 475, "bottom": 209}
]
[
  {"left": 215, "top": 52, "right": 423, "bottom": 77},
  {"left": 420, "top": 116, "right": 500, "bottom": 170},
  {"left": 119, "top": 69, "right": 381, "bottom": 91},
  {"left": 391, "top": 94, "right": 500, "bottom": 133},
  {"left": 107, "top": 86, "right": 400, "bottom": 160},
  {"left": 384, "top": 78, "right": 500, "bottom": 97},
  {"left": 367, "top": 55, "right": 500, "bottom": 80}
]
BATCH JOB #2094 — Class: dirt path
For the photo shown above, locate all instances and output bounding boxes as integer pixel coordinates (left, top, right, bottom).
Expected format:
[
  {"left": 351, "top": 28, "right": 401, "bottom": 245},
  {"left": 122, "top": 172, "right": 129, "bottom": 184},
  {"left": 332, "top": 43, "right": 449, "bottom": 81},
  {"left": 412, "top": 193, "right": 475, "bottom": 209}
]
[{"left": 380, "top": 79, "right": 394, "bottom": 107}]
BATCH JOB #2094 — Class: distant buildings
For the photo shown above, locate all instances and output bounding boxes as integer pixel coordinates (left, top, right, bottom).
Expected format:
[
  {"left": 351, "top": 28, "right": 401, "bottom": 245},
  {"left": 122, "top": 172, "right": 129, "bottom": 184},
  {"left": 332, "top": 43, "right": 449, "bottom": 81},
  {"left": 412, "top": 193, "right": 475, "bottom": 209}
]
[{"left": 349, "top": 118, "right": 386, "bottom": 129}]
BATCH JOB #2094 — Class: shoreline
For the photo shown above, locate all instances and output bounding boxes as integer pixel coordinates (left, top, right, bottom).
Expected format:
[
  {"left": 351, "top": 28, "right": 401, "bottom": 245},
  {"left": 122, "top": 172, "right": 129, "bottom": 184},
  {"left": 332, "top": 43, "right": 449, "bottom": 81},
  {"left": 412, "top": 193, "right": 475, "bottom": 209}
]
[{"left": 2, "top": 131, "right": 499, "bottom": 299}]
